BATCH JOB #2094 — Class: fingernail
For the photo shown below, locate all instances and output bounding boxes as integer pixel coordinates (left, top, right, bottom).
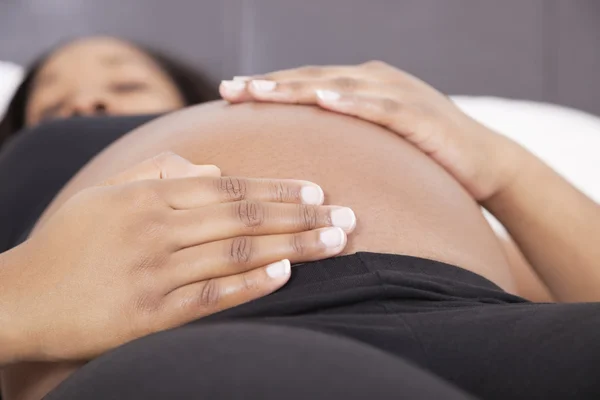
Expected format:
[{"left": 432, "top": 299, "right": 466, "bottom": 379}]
[
  {"left": 330, "top": 207, "right": 356, "bottom": 232},
  {"left": 319, "top": 227, "right": 346, "bottom": 248},
  {"left": 300, "top": 185, "right": 324, "bottom": 205},
  {"left": 233, "top": 76, "right": 252, "bottom": 82},
  {"left": 221, "top": 80, "right": 246, "bottom": 92},
  {"left": 251, "top": 80, "right": 277, "bottom": 92},
  {"left": 316, "top": 90, "right": 340, "bottom": 102},
  {"left": 266, "top": 259, "right": 291, "bottom": 278}
]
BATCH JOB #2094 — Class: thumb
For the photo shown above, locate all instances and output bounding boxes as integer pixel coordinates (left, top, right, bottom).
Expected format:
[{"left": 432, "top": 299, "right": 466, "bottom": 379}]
[{"left": 101, "top": 152, "right": 221, "bottom": 186}]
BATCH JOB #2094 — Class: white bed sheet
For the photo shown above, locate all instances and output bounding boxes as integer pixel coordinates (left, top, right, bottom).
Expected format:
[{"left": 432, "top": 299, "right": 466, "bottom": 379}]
[{"left": 0, "top": 60, "right": 24, "bottom": 117}]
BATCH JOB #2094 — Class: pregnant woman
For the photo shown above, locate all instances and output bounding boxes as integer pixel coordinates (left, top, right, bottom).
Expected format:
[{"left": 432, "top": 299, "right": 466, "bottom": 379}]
[{"left": 1, "top": 62, "right": 599, "bottom": 400}]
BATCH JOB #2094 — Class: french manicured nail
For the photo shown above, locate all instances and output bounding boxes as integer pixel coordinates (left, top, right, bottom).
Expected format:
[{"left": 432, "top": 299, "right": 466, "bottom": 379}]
[
  {"left": 266, "top": 259, "right": 291, "bottom": 278},
  {"left": 330, "top": 207, "right": 356, "bottom": 232},
  {"left": 220, "top": 80, "right": 246, "bottom": 92},
  {"left": 300, "top": 185, "right": 324, "bottom": 205},
  {"left": 233, "top": 76, "right": 252, "bottom": 82},
  {"left": 316, "top": 90, "right": 341, "bottom": 102},
  {"left": 319, "top": 227, "right": 346, "bottom": 248},
  {"left": 251, "top": 80, "right": 277, "bottom": 92}
]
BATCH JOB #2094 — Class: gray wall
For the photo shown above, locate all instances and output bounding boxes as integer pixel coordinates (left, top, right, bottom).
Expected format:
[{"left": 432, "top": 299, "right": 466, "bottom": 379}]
[{"left": 1, "top": 0, "right": 599, "bottom": 114}]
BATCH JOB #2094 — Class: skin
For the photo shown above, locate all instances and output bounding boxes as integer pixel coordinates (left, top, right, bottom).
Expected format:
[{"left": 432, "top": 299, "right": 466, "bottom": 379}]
[
  {"left": 222, "top": 63, "right": 557, "bottom": 300},
  {"left": 4, "top": 39, "right": 351, "bottom": 370},
  {"left": 220, "top": 61, "right": 599, "bottom": 303},
  {"left": 2, "top": 100, "right": 516, "bottom": 399},
  {"left": 0, "top": 151, "right": 356, "bottom": 399},
  {"left": 7, "top": 61, "right": 596, "bottom": 398},
  {"left": 25, "top": 36, "right": 186, "bottom": 126}
]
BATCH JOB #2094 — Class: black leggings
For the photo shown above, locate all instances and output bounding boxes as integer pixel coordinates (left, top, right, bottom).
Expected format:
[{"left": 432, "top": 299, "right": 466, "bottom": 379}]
[
  {"left": 45, "top": 323, "right": 474, "bottom": 400},
  {"left": 40, "top": 252, "right": 600, "bottom": 400}
]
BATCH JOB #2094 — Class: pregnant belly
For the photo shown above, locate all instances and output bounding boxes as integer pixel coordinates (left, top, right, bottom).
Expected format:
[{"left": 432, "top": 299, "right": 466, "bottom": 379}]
[
  {"left": 42, "top": 101, "right": 514, "bottom": 291},
  {"left": 8, "top": 102, "right": 516, "bottom": 400}
]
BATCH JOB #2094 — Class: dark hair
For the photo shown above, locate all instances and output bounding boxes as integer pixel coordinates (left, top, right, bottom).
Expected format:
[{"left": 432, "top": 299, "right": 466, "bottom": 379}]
[{"left": 0, "top": 40, "right": 218, "bottom": 148}]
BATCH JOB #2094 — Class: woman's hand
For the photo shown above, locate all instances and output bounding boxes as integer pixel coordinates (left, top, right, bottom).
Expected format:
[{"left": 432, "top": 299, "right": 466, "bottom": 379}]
[
  {"left": 0, "top": 152, "right": 355, "bottom": 364},
  {"left": 220, "top": 62, "right": 528, "bottom": 201}
]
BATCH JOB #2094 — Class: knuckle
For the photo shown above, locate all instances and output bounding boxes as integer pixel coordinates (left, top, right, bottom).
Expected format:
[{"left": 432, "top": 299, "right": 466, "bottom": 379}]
[
  {"left": 268, "top": 181, "right": 296, "bottom": 203},
  {"left": 299, "top": 65, "right": 323, "bottom": 77},
  {"left": 126, "top": 181, "right": 163, "bottom": 209},
  {"left": 229, "top": 236, "right": 254, "bottom": 265},
  {"left": 75, "top": 186, "right": 110, "bottom": 207},
  {"left": 297, "top": 204, "right": 318, "bottom": 230},
  {"left": 287, "top": 80, "right": 307, "bottom": 92},
  {"left": 138, "top": 213, "right": 170, "bottom": 239},
  {"left": 362, "top": 60, "right": 389, "bottom": 69},
  {"left": 129, "top": 243, "right": 170, "bottom": 275},
  {"left": 151, "top": 151, "right": 176, "bottom": 164},
  {"left": 134, "top": 253, "right": 159, "bottom": 272},
  {"left": 235, "top": 200, "right": 265, "bottom": 228},
  {"left": 239, "top": 273, "right": 257, "bottom": 293},
  {"left": 124, "top": 212, "right": 172, "bottom": 252},
  {"left": 133, "top": 292, "right": 161, "bottom": 314},
  {"left": 413, "top": 102, "right": 435, "bottom": 118},
  {"left": 290, "top": 233, "right": 309, "bottom": 256},
  {"left": 379, "top": 98, "right": 401, "bottom": 115},
  {"left": 150, "top": 151, "right": 181, "bottom": 179},
  {"left": 198, "top": 279, "right": 221, "bottom": 307},
  {"left": 152, "top": 150, "right": 177, "bottom": 161},
  {"left": 216, "top": 177, "right": 248, "bottom": 201},
  {"left": 332, "top": 77, "right": 360, "bottom": 92}
]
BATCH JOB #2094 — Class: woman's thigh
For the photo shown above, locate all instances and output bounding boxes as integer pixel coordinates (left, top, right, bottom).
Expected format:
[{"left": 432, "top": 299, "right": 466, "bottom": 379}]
[
  {"left": 44, "top": 323, "right": 475, "bottom": 400},
  {"left": 402, "top": 302, "right": 600, "bottom": 399}
]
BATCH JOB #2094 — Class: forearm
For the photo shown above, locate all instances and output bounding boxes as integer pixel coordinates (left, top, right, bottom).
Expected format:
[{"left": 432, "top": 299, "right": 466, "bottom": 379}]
[{"left": 483, "top": 148, "right": 600, "bottom": 302}]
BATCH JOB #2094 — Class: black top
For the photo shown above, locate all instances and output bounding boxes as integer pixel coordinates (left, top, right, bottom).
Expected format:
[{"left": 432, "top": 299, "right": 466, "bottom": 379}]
[{"left": 0, "top": 115, "right": 156, "bottom": 251}]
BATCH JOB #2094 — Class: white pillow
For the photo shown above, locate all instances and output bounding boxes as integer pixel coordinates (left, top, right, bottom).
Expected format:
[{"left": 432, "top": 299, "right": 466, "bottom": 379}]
[
  {"left": 0, "top": 61, "right": 24, "bottom": 118},
  {"left": 451, "top": 96, "right": 600, "bottom": 234}
]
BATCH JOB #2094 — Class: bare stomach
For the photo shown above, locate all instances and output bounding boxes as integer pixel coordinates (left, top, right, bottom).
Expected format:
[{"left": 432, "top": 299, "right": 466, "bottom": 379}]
[
  {"left": 3, "top": 102, "right": 515, "bottom": 400},
  {"left": 42, "top": 101, "right": 515, "bottom": 287}
]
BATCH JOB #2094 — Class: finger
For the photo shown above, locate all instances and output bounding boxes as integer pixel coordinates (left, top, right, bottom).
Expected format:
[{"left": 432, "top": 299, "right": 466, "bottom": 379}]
[
  {"left": 221, "top": 61, "right": 400, "bottom": 103},
  {"left": 261, "top": 61, "right": 399, "bottom": 81},
  {"left": 160, "top": 259, "right": 291, "bottom": 327},
  {"left": 243, "top": 77, "right": 396, "bottom": 105},
  {"left": 157, "top": 176, "right": 324, "bottom": 209},
  {"left": 101, "top": 152, "right": 221, "bottom": 186},
  {"left": 172, "top": 202, "right": 356, "bottom": 248},
  {"left": 220, "top": 66, "right": 364, "bottom": 103},
  {"left": 262, "top": 65, "right": 364, "bottom": 81},
  {"left": 219, "top": 80, "right": 254, "bottom": 103},
  {"left": 313, "top": 90, "right": 415, "bottom": 139},
  {"left": 166, "top": 227, "right": 347, "bottom": 287}
]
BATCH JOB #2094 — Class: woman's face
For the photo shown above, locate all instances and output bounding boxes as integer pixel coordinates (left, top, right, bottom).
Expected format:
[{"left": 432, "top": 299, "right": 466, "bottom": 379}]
[{"left": 26, "top": 37, "right": 186, "bottom": 126}]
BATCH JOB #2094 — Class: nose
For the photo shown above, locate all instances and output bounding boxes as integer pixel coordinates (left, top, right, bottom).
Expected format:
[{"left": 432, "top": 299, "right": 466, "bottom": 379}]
[{"left": 69, "top": 92, "right": 109, "bottom": 117}]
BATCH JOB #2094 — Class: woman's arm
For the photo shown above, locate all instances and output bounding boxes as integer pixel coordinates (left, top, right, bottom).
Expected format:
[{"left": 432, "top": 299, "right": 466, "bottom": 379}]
[
  {"left": 0, "top": 152, "right": 354, "bottom": 367},
  {"left": 221, "top": 62, "right": 600, "bottom": 302},
  {"left": 482, "top": 146, "right": 600, "bottom": 302}
]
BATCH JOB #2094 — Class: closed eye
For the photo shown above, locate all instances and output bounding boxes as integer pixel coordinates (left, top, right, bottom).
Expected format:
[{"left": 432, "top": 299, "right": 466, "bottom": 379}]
[
  {"left": 109, "top": 82, "right": 149, "bottom": 94},
  {"left": 39, "top": 99, "right": 66, "bottom": 122}
]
